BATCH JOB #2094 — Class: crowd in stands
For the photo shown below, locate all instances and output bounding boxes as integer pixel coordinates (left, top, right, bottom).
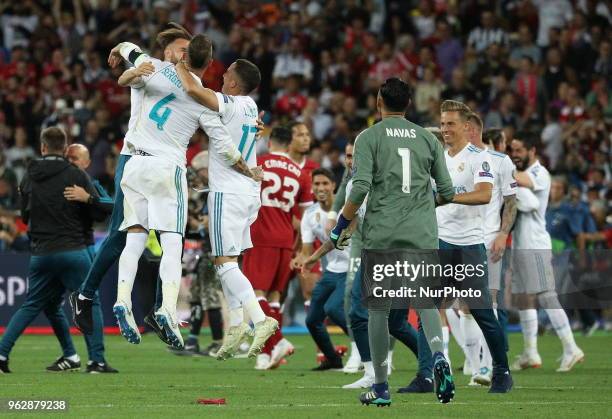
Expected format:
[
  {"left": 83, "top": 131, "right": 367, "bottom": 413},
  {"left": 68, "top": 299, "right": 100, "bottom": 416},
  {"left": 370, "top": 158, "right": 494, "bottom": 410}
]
[{"left": 0, "top": 0, "right": 610, "bottom": 255}]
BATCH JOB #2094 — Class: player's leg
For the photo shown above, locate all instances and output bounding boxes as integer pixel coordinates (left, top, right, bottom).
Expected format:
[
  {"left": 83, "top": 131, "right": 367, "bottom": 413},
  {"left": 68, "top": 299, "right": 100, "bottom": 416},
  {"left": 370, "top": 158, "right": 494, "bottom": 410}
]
[
  {"left": 267, "top": 248, "right": 295, "bottom": 369},
  {"left": 0, "top": 255, "right": 57, "bottom": 372},
  {"left": 212, "top": 193, "right": 277, "bottom": 357},
  {"left": 73, "top": 154, "right": 131, "bottom": 334},
  {"left": 306, "top": 271, "right": 343, "bottom": 370},
  {"left": 461, "top": 244, "right": 512, "bottom": 393},
  {"left": 343, "top": 251, "right": 362, "bottom": 373},
  {"left": 200, "top": 259, "right": 224, "bottom": 356},
  {"left": 534, "top": 251, "right": 583, "bottom": 371},
  {"left": 154, "top": 231, "right": 185, "bottom": 349},
  {"left": 322, "top": 272, "right": 348, "bottom": 334},
  {"left": 114, "top": 227, "right": 148, "bottom": 344},
  {"left": 43, "top": 285, "right": 81, "bottom": 372},
  {"left": 61, "top": 248, "right": 111, "bottom": 369},
  {"left": 397, "top": 316, "right": 435, "bottom": 394},
  {"left": 344, "top": 266, "right": 375, "bottom": 388},
  {"left": 360, "top": 296, "right": 392, "bottom": 406}
]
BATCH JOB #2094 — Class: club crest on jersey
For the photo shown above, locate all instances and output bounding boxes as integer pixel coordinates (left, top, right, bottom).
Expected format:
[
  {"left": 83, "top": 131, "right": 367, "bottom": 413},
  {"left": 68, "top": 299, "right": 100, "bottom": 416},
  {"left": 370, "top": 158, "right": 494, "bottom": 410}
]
[
  {"left": 481, "top": 161, "right": 490, "bottom": 172},
  {"left": 457, "top": 162, "right": 465, "bottom": 172},
  {"left": 315, "top": 213, "right": 321, "bottom": 222}
]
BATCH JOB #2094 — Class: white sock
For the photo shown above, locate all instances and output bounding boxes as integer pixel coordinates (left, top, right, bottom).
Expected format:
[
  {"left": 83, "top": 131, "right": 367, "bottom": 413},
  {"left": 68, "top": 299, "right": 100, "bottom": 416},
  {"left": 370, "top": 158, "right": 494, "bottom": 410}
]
[
  {"left": 159, "top": 233, "right": 184, "bottom": 312},
  {"left": 229, "top": 307, "right": 244, "bottom": 327},
  {"left": 350, "top": 341, "right": 359, "bottom": 357},
  {"left": 363, "top": 361, "right": 374, "bottom": 377},
  {"left": 441, "top": 326, "right": 450, "bottom": 359},
  {"left": 78, "top": 294, "right": 91, "bottom": 301},
  {"left": 445, "top": 308, "right": 465, "bottom": 349},
  {"left": 519, "top": 309, "right": 539, "bottom": 355},
  {"left": 461, "top": 313, "right": 481, "bottom": 375},
  {"left": 0, "top": 355, "right": 7, "bottom": 361},
  {"left": 66, "top": 354, "right": 80, "bottom": 362},
  {"left": 387, "top": 350, "right": 394, "bottom": 365},
  {"left": 217, "top": 262, "right": 265, "bottom": 324},
  {"left": 545, "top": 308, "right": 578, "bottom": 355},
  {"left": 117, "top": 232, "right": 148, "bottom": 307},
  {"left": 481, "top": 339, "right": 492, "bottom": 371}
]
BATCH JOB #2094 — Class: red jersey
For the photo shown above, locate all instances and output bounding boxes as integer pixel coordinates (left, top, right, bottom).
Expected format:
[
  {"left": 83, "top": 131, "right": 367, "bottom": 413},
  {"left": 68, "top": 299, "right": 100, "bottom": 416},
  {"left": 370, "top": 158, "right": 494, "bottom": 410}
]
[{"left": 251, "top": 152, "right": 314, "bottom": 249}]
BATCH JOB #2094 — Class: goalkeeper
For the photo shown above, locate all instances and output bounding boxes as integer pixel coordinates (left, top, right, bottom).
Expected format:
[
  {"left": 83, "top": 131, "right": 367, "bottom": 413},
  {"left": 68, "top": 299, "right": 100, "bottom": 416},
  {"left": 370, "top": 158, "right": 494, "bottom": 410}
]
[{"left": 328, "top": 78, "right": 456, "bottom": 407}]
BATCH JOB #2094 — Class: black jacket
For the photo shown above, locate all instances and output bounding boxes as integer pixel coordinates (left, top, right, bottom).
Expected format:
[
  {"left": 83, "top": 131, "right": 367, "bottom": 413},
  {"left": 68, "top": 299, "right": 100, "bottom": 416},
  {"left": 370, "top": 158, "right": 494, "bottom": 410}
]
[{"left": 20, "top": 155, "right": 106, "bottom": 255}]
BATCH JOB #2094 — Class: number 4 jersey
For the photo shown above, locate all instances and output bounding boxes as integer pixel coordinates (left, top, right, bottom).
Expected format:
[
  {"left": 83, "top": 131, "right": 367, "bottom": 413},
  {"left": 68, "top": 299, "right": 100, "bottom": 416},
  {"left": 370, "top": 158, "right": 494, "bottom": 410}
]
[{"left": 250, "top": 152, "right": 314, "bottom": 249}]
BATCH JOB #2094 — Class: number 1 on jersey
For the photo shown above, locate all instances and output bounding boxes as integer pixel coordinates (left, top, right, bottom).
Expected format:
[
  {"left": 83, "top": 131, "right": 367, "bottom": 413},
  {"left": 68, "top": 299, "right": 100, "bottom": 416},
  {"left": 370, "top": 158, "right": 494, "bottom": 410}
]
[
  {"left": 397, "top": 148, "right": 411, "bottom": 193},
  {"left": 239, "top": 124, "right": 258, "bottom": 160},
  {"left": 149, "top": 93, "right": 176, "bottom": 130}
]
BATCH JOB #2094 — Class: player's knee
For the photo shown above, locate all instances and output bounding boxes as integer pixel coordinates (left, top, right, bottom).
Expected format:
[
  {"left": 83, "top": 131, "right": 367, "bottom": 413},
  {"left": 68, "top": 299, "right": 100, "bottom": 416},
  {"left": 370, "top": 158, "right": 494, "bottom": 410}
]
[
  {"left": 537, "top": 290, "right": 561, "bottom": 308},
  {"left": 324, "top": 305, "right": 345, "bottom": 327}
]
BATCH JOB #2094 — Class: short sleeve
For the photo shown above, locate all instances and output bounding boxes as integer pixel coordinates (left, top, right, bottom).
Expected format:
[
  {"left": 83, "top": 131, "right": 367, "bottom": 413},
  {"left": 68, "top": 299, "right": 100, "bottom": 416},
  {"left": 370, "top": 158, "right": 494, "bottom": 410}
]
[
  {"left": 501, "top": 156, "right": 517, "bottom": 196},
  {"left": 526, "top": 165, "right": 549, "bottom": 192},
  {"left": 300, "top": 211, "right": 315, "bottom": 243},
  {"left": 472, "top": 152, "right": 495, "bottom": 185},
  {"left": 298, "top": 173, "right": 314, "bottom": 207},
  {"left": 214, "top": 92, "right": 237, "bottom": 122}
]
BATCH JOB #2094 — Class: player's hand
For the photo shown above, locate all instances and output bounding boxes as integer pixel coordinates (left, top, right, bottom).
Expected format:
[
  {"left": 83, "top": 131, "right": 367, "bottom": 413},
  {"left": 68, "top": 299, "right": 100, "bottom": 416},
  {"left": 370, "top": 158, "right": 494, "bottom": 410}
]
[
  {"left": 107, "top": 46, "right": 122, "bottom": 68},
  {"left": 64, "top": 185, "right": 90, "bottom": 203},
  {"left": 134, "top": 61, "right": 154, "bottom": 77},
  {"left": 250, "top": 166, "right": 264, "bottom": 182},
  {"left": 255, "top": 111, "right": 265, "bottom": 138},
  {"left": 290, "top": 256, "right": 304, "bottom": 271},
  {"left": 490, "top": 232, "right": 508, "bottom": 262},
  {"left": 330, "top": 214, "right": 352, "bottom": 250}
]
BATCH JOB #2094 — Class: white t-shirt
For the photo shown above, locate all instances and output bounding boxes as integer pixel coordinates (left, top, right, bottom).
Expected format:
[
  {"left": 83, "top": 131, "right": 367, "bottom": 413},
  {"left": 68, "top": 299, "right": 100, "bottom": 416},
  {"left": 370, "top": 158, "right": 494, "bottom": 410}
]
[
  {"left": 120, "top": 87, "right": 145, "bottom": 155},
  {"left": 210, "top": 92, "right": 260, "bottom": 196},
  {"left": 128, "top": 56, "right": 238, "bottom": 168},
  {"left": 301, "top": 203, "right": 349, "bottom": 273},
  {"left": 482, "top": 148, "right": 517, "bottom": 244},
  {"left": 513, "top": 160, "right": 552, "bottom": 250},
  {"left": 345, "top": 178, "right": 367, "bottom": 220},
  {"left": 436, "top": 143, "right": 495, "bottom": 246}
]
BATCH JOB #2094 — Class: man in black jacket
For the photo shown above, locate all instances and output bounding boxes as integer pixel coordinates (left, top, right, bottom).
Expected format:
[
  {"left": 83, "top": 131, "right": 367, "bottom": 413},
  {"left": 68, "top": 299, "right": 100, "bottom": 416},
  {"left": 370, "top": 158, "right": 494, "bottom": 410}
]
[{"left": 0, "top": 127, "right": 116, "bottom": 374}]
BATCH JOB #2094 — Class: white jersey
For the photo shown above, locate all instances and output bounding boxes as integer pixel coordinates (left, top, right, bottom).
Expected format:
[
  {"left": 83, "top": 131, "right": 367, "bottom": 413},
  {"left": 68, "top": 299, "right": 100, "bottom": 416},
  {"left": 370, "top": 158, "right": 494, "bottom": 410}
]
[
  {"left": 301, "top": 203, "right": 349, "bottom": 273},
  {"left": 211, "top": 92, "right": 260, "bottom": 196},
  {"left": 345, "top": 178, "right": 367, "bottom": 220},
  {"left": 436, "top": 143, "right": 495, "bottom": 245},
  {"left": 125, "top": 55, "right": 239, "bottom": 168},
  {"left": 120, "top": 87, "right": 145, "bottom": 155},
  {"left": 513, "top": 160, "right": 552, "bottom": 250},
  {"left": 482, "top": 148, "right": 517, "bottom": 243}
]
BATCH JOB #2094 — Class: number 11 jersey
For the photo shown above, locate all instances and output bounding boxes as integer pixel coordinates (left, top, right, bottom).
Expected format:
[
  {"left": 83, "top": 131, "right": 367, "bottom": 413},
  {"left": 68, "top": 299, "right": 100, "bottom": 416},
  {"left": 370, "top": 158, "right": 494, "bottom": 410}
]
[{"left": 250, "top": 152, "right": 313, "bottom": 249}]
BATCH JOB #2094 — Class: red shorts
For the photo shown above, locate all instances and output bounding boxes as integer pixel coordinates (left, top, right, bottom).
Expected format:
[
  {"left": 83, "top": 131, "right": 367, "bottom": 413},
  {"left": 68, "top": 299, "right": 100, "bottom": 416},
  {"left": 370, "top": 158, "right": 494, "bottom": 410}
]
[{"left": 243, "top": 247, "right": 294, "bottom": 293}]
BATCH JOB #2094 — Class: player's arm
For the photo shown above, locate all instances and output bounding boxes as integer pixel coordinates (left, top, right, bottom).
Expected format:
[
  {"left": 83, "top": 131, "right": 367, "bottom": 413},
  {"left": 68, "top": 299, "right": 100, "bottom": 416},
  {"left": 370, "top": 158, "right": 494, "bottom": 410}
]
[
  {"left": 514, "top": 171, "right": 534, "bottom": 189},
  {"left": 430, "top": 135, "right": 455, "bottom": 205},
  {"left": 491, "top": 194, "right": 517, "bottom": 261},
  {"left": 198, "top": 113, "right": 262, "bottom": 181},
  {"left": 117, "top": 61, "right": 155, "bottom": 87},
  {"left": 175, "top": 61, "right": 219, "bottom": 111},
  {"left": 326, "top": 167, "right": 350, "bottom": 234},
  {"left": 64, "top": 181, "right": 114, "bottom": 215},
  {"left": 452, "top": 153, "right": 494, "bottom": 205},
  {"left": 304, "top": 217, "right": 358, "bottom": 271},
  {"left": 515, "top": 186, "right": 540, "bottom": 212},
  {"left": 19, "top": 173, "right": 31, "bottom": 225},
  {"left": 334, "top": 133, "right": 370, "bottom": 248}
]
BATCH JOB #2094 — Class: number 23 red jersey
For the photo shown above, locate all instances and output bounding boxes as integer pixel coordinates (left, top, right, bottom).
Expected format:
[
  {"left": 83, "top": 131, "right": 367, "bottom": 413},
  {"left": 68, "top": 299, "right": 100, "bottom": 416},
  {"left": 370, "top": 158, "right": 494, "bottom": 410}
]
[{"left": 251, "top": 152, "right": 314, "bottom": 249}]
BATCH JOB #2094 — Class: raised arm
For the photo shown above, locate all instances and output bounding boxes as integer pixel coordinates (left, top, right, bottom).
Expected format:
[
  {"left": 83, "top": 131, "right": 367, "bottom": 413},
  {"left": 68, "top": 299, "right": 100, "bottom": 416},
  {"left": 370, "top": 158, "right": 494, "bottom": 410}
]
[
  {"left": 175, "top": 61, "right": 220, "bottom": 112},
  {"left": 117, "top": 62, "right": 155, "bottom": 87}
]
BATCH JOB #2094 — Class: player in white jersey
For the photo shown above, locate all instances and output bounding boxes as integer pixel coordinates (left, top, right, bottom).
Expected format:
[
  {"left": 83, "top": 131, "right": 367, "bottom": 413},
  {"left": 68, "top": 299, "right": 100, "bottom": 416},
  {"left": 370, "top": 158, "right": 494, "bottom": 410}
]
[
  {"left": 458, "top": 115, "right": 518, "bottom": 386},
  {"left": 174, "top": 55, "right": 279, "bottom": 359},
  {"left": 510, "top": 135, "right": 583, "bottom": 372},
  {"left": 70, "top": 25, "right": 192, "bottom": 340},
  {"left": 433, "top": 100, "right": 512, "bottom": 393},
  {"left": 293, "top": 168, "right": 350, "bottom": 370},
  {"left": 108, "top": 35, "right": 261, "bottom": 350}
]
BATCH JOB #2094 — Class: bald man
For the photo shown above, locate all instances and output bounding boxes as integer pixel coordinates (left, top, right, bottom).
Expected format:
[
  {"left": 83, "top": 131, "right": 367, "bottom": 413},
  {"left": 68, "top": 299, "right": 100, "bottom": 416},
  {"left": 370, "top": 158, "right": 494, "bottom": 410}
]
[{"left": 64, "top": 144, "right": 114, "bottom": 215}]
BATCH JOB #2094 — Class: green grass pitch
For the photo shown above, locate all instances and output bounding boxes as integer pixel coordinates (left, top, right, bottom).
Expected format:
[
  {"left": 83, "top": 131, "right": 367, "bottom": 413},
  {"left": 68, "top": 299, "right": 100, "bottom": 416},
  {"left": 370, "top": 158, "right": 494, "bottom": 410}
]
[{"left": 1, "top": 332, "right": 611, "bottom": 418}]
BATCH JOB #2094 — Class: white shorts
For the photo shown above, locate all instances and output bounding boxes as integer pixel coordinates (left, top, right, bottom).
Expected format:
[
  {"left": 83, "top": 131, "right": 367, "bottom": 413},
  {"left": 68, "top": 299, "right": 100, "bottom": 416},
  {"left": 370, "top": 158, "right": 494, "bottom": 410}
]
[
  {"left": 120, "top": 155, "right": 187, "bottom": 235},
  {"left": 208, "top": 192, "right": 260, "bottom": 257},
  {"left": 511, "top": 250, "right": 556, "bottom": 294}
]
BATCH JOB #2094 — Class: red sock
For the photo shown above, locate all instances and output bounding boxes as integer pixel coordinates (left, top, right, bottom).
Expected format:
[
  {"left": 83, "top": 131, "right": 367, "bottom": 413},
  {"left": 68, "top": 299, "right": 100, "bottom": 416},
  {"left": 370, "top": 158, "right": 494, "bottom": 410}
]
[
  {"left": 263, "top": 303, "right": 283, "bottom": 354},
  {"left": 258, "top": 298, "right": 271, "bottom": 316}
]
